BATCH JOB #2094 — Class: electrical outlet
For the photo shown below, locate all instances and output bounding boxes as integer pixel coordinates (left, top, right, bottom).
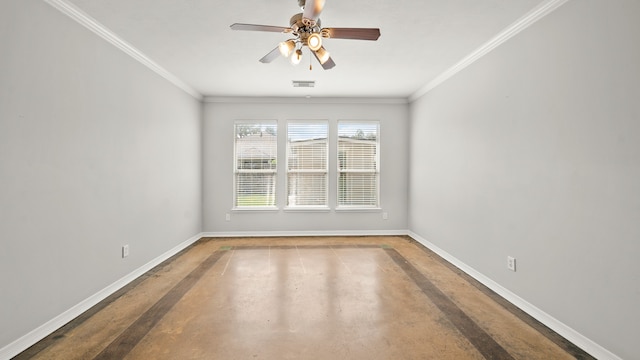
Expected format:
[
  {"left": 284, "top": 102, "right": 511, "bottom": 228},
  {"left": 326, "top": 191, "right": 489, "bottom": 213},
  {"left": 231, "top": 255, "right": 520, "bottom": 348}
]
[
  {"left": 507, "top": 256, "right": 516, "bottom": 271},
  {"left": 382, "top": 212, "right": 388, "bottom": 220},
  {"left": 225, "top": 213, "right": 231, "bottom": 221},
  {"left": 122, "top": 245, "right": 130, "bottom": 258}
]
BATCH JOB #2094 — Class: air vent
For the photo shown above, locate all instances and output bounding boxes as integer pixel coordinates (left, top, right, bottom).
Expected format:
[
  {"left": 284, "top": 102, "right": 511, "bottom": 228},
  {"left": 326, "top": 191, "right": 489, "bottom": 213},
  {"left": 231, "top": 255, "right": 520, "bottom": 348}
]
[{"left": 292, "top": 80, "right": 315, "bottom": 88}]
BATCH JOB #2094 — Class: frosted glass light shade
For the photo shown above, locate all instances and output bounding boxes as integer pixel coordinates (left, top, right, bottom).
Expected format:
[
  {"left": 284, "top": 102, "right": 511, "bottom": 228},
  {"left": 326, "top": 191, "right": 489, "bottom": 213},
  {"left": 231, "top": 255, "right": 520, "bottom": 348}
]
[
  {"left": 279, "top": 40, "right": 296, "bottom": 57},
  {"left": 307, "top": 33, "right": 322, "bottom": 51},
  {"left": 290, "top": 49, "right": 303, "bottom": 65},
  {"left": 314, "top": 46, "right": 330, "bottom": 64}
]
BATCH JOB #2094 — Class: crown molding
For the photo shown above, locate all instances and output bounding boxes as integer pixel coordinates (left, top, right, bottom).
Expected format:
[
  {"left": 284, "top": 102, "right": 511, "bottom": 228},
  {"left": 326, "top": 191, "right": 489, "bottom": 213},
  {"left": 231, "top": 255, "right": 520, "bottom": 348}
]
[
  {"left": 42, "top": 0, "right": 570, "bottom": 104},
  {"left": 204, "top": 96, "right": 409, "bottom": 104},
  {"left": 43, "top": 0, "right": 203, "bottom": 101},
  {"left": 409, "top": 0, "right": 571, "bottom": 102}
]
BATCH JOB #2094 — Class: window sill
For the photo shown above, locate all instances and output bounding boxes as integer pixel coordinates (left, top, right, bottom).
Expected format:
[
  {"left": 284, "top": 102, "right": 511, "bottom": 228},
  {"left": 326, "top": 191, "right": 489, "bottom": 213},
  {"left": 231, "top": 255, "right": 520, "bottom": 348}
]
[
  {"left": 334, "top": 207, "right": 382, "bottom": 213},
  {"left": 231, "top": 206, "right": 279, "bottom": 212},
  {"left": 284, "top": 206, "right": 331, "bottom": 213}
]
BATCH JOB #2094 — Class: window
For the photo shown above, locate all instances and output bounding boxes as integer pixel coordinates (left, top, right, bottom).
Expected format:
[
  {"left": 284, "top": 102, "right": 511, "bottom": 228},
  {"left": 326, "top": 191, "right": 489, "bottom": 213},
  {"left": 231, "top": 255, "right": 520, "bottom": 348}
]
[
  {"left": 337, "top": 121, "right": 380, "bottom": 208},
  {"left": 286, "top": 121, "right": 328, "bottom": 208},
  {"left": 234, "top": 122, "right": 277, "bottom": 208}
]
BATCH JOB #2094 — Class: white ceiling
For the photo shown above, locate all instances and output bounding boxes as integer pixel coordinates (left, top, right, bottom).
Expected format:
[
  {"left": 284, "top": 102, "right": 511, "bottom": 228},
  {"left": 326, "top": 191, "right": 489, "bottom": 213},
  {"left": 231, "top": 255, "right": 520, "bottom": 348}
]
[{"left": 64, "top": 0, "right": 544, "bottom": 99}]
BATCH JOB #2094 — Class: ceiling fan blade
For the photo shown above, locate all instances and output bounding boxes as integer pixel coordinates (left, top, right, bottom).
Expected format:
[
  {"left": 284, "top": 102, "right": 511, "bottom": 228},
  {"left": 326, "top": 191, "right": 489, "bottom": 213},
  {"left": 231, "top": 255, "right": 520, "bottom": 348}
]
[
  {"left": 302, "top": 0, "right": 326, "bottom": 21},
  {"left": 259, "top": 47, "right": 282, "bottom": 63},
  {"left": 324, "top": 27, "right": 381, "bottom": 41},
  {"left": 230, "top": 23, "right": 289, "bottom": 33},
  {"left": 320, "top": 56, "right": 335, "bottom": 70},
  {"left": 312, "top": 51, "right": 336, "bottom": 70}
]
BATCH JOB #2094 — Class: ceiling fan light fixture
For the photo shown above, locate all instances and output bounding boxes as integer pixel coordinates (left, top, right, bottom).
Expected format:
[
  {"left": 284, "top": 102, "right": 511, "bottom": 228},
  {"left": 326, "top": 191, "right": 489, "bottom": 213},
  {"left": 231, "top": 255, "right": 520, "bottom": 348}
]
[
  {"left": 279, "top": 40, "right": 296, "bottom": 57},
  {"left": 290, "top": 49, "right": 303, "bottom": 65},
  {"left": 314, "top": 46, "right": 330, "bottom": 64},
  {"left": 307, "top": 33, "right": 322, "bottom": 51}
]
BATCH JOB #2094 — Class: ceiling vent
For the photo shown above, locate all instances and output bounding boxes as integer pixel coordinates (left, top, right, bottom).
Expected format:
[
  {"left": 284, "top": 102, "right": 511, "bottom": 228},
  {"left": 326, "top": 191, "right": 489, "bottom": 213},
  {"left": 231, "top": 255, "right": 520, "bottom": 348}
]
[{"left": 292, "top": 80, "right": 315, "bottom": 88}]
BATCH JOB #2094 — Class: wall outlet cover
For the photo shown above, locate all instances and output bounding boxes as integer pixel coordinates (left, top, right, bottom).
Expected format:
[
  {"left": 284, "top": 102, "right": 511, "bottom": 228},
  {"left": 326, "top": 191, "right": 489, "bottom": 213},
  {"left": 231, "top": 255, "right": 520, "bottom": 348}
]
[{"left": 507, "top": 256, "right": 516, "bottom": 271}]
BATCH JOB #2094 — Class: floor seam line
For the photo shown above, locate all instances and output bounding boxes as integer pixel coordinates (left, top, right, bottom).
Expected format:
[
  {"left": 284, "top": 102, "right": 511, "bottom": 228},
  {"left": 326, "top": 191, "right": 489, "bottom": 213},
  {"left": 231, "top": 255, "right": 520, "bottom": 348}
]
[
  {"left": 383, "top": 247, "right": 515, "bottom": 360},
  {"left": 92, "top": 249, "right": 226, "bottom": 360}
]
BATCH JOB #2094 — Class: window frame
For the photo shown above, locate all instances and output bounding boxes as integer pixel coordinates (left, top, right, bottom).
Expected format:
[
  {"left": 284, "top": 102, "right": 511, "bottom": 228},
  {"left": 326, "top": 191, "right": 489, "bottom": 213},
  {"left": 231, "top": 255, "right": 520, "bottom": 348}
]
[
  {"left": 285, "top": 120, "right": 330, "bottom": 210},
  {"left": 232, "top": 120, "right": 279, "bottom": 211},
  {"left": 336, "top": 120, "right": 381, "bottom": 210}
]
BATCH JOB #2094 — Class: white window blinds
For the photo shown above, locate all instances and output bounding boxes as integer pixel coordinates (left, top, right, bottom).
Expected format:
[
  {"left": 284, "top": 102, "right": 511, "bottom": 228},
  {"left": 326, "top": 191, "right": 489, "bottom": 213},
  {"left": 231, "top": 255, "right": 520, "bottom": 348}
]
[
  {"left": 337, "top": 122, "right": 379, "bottom": 207},
  {"left": 234, "top": 122, "right": 277, "bottom": 207},
  {"left": 287, "top": 121, "right": 328, "bottom": 207}
]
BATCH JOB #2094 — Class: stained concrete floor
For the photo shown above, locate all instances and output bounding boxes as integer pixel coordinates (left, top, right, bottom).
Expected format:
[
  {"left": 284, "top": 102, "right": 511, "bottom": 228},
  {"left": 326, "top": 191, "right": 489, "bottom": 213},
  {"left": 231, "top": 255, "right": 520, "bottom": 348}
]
[{"left": 15, "top": 236, "right": 593, "bottom": 359}]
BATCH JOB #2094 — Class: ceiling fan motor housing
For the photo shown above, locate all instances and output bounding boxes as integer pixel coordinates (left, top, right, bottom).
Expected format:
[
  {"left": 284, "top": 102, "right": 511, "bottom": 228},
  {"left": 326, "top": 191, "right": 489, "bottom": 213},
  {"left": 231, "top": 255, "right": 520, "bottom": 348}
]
[{"left": 289, "top": 13, "right": 322, "bottom": 45}]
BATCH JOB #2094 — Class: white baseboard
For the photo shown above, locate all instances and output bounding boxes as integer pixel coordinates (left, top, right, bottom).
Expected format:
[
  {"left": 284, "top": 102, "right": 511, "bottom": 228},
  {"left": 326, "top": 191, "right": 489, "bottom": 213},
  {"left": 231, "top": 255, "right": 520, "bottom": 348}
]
[
  {"left": 201, "top": 230, "right": 410, "bottom": 238},
  {"left": 407, "top": 231, "right": 622, "bottom": 360},
  {"left": 0, "top": 232, "right": 204, "bottom": 360},
  {"left": 6, "top": 230, "right": 616, "bottom": 359}
]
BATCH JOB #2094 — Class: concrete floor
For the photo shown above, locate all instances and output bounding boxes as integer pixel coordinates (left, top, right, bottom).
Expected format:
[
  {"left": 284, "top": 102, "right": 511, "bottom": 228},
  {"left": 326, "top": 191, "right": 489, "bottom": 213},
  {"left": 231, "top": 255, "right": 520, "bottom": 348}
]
[{"left": 15, "top": 236, "right": 593, "bottom": 359}]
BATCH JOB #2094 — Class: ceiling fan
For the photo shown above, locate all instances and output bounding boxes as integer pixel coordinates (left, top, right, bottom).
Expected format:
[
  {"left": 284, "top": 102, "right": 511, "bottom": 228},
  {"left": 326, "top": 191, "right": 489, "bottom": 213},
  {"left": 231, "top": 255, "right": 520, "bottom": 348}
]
[{"left": 230, "top": 0, "right": 381, "bottom": 70}]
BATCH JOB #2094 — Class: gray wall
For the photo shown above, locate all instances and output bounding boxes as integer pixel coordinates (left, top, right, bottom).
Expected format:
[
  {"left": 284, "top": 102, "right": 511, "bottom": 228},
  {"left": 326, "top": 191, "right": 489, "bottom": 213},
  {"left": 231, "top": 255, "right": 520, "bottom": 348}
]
[
  {"left": 408, "top": 1, "right": 639, "bottom": 359},
  {"left": 0, "top": 0, "right": 202, "bottom": 349},
  {"left": 203, "top": 100, "right": 409, "bottom": 234},
  {"left": 3, "top": 0, "right": 636, "bottom": 358}
]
